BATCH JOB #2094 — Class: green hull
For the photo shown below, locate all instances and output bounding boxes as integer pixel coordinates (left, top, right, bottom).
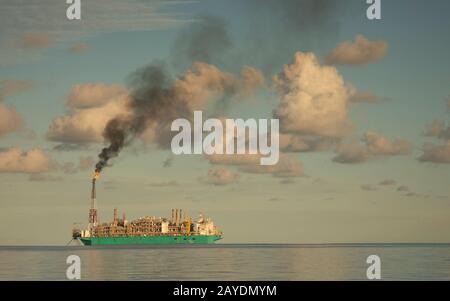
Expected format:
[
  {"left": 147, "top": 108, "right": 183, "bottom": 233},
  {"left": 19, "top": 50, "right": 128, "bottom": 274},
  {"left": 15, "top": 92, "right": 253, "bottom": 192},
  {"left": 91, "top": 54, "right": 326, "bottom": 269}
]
[{"left": 79, "top": 235, "right": 222, "bottom": 246}]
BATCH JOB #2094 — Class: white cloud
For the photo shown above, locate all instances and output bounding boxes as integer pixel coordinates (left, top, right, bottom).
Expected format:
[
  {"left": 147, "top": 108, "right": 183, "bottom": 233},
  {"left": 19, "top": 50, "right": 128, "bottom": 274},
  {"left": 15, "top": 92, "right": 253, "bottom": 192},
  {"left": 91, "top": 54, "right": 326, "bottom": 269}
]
[
  {"left": 48, "top": 63, "right": 265, "bottom": 150},
  {"left": 273, "top": 52, "right": 353, "bottom": 138},
  {"left": 0, "top": 147, "right": 53, "bottom": 173},
  {"left": 173, "top": 62, "right": 265, "bottom": 110},
  {"left": 46, "top": 83, "right": 132, "bottom": 145},
  {"left": 67, "top": 83, "right": 127, "bottom": 109},
  {"left": 325, "top": 34, "right": 388, "bottom": 65},
  {"left": 0, "top": 104, "right": 23, "bottom": 138},
  {"left": 333, "top": 131, "right": 411, "bottom": 163}
]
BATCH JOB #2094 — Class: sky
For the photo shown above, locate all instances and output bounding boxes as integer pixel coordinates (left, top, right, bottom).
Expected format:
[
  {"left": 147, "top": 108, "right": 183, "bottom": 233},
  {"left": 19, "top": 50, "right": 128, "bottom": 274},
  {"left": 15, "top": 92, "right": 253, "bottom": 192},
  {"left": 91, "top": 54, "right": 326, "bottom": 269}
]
[{"left": 0, "top": 0, "right": 449, "bottom": 245}]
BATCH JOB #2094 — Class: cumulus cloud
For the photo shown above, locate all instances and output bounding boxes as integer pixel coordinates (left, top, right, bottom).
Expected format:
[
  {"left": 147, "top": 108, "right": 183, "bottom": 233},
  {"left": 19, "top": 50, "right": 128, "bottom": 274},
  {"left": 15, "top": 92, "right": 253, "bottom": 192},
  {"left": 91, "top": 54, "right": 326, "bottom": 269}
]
[
  {"left": 0, "top": 147, "right": 53, "bottom": 173},
  {"left": 69, "top": 43, "right": 88, "bottom": 53},
  {"left": 173, "top": 62, "right": 264, "bottom": 111},
  {"left": 202, "top": 122, "right": 266, "bottom": 165},
  {"left": 0, "top": 104, "right": 23, "bottom": 138},
  {"left": 173, "top": 62, "right": 239, "bottom": 109},
  {"left": 46, "top": 101, "right": 129, "bottom": 144},
  {"left": 333, "top": 131, "right": 411, "bottom": 163},
  {"left": 201, "top": 168, "right": 240, "bottom": 186},
  {"left": 46, "top": 83, "right": 132, "bottom": 146},
  {"left": 240, "top": 66, "right": 266, "bottom": 96},
  {"left": 279, "top": 134, "right": 312, "bottom": 152},
  {"left": 202, "top": 121, "right": 303, "bottom": 178},
  {"left": 129, "top": 63, "right": 265, "bottom": 149},
  {"left": 363, "top": 131, "right": 411, "bottom": 155},
  {"left": 48, "top": 62, "right": 264, "bottom": 155},
  {"left": 273, "top": 52, "right": 353, "bottom": 138},
  {"left": 66, "top": 83, "right": 127, "bottom": 109},
  {"left": 325, "top": 35, "right": 388, "bottom": 65},
  {"left": 419, "top": 141, "right": 450, "bottom": 164}
]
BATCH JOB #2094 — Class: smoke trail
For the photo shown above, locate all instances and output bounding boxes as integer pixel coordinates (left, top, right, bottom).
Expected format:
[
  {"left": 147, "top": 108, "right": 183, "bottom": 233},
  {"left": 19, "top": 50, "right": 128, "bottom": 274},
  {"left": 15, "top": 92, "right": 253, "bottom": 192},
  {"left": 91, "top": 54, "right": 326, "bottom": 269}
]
[
  {"left": 94, "top": 63, "right": 191, "bottom": 173},
  {"left": 93, "top": 0, "right": 345, "bottom": 172},
  {"left": 171, "top": 1, "right": 346, "bottom": 74},
  {"left": 95, "top": 118, "right": 128, "bottom": 172},
  {"left": 172, "top": 15, "right": 232, "bottom": 68},
  {"left": 93, "top": 60, "right": 263, "bottom": 172}
]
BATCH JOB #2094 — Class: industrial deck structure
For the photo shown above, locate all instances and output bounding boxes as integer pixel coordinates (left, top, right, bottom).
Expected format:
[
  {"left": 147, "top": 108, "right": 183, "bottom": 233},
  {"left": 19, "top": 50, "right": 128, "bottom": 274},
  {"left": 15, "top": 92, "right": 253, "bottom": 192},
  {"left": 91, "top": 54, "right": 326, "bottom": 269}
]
[{"left": 72, "top": 172, "right": 223, "bottom": 245}]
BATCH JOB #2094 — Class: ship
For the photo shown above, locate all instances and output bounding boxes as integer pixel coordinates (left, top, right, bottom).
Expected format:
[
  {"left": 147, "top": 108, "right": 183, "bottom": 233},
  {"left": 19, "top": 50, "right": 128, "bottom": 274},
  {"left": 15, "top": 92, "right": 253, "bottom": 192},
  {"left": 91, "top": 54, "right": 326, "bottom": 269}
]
[{"left": 72, "top": 171, "right": 223, "bottom": 246}]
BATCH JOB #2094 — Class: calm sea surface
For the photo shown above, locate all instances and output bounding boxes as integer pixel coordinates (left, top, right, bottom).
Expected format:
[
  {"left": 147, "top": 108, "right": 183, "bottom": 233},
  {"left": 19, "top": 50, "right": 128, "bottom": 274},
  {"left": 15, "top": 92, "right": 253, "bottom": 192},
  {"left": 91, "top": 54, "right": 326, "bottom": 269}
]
[{"left": 0, "top": 244, "right": 449, "bottom": 280}]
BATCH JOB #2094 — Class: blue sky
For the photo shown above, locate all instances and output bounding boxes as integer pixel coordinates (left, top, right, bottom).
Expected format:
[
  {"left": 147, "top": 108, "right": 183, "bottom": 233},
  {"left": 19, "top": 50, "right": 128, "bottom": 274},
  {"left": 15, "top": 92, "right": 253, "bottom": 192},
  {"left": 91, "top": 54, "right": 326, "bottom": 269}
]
[{"left": 0, "top": 0, "right": 449, "bottom": 244}]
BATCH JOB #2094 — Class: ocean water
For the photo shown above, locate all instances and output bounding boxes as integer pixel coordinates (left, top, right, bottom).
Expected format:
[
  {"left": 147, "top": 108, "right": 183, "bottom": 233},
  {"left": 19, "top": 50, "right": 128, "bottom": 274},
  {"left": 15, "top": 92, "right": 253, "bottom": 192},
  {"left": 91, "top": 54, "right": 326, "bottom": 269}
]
[{"left": 0, "top": 244, "right": 449, "bottom": 281}]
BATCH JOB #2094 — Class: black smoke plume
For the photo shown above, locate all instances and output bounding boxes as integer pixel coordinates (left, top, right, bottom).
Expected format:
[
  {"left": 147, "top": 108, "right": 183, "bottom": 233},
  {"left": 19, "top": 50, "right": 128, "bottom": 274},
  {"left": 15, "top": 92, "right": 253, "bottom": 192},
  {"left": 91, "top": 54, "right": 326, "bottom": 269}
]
[
  {"left": 171, "top": 1, "right": 347, "bottom": 75},
  {"left": 94, "top": 0, "right": 348, "bottom": 173},
  {"left": 172, "top": 15, "right": 232, "bottom": 69},
  {"left": 95, "top": 63, "right": 191, "bottom": 173}
]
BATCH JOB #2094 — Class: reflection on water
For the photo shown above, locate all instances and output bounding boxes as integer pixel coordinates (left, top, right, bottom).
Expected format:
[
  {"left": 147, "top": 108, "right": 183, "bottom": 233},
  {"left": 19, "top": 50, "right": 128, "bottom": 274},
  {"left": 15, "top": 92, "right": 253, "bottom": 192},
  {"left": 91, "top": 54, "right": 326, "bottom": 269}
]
[{"left": 0, "top": 244, "right": 449, "bottom": 280}]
